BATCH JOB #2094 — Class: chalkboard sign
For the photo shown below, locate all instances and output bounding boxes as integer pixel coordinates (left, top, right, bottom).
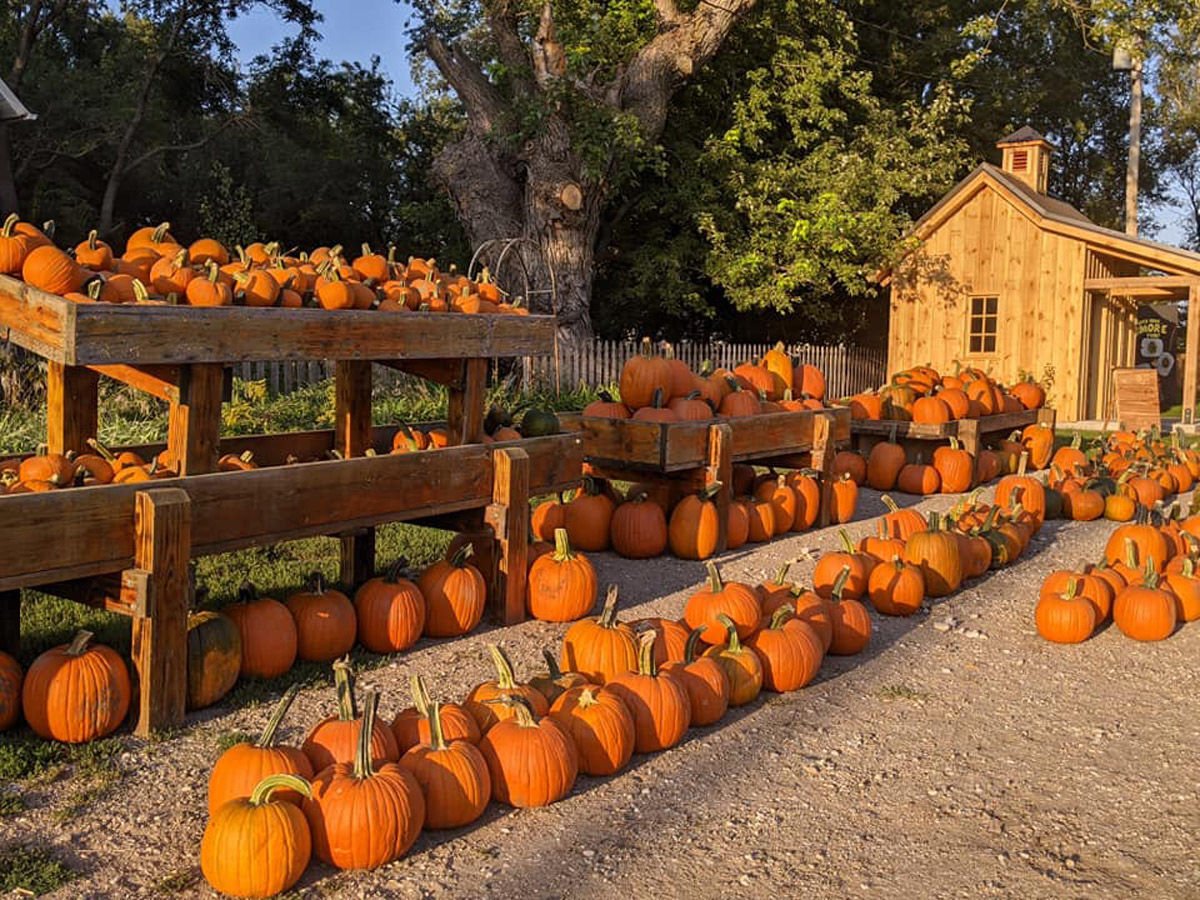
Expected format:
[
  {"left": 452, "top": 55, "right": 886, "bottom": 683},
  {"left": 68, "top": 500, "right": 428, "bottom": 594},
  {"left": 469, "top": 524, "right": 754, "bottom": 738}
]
[{"left": 1113, "top": 368, "right": 1161, "bottom": 432}]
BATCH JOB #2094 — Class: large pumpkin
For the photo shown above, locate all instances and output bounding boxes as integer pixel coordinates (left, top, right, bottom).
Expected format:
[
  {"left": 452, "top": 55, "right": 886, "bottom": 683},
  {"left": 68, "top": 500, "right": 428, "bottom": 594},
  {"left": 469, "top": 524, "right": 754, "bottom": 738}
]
[
  {"left": 667, "top": 484, "right": 722, "bottom": 560},
  {"left": 303, "top": 692, "right": 426, "bottom": 870},
  {"left": 746, "top": 607, "right": 824, "bottom": 692},
  {"left": 605, "top": 630, "right": 692, "bottom": 753},
  {"left": 903, "top": 512, "right": 963, "bottom": 597},
  {"left": 201, "top": 774, "right": 313, "bottom": 899},
  {"left": 302, "top": 659, "right": 400, "bottom": 771},
  {"left": 560, "top": 585, "right": 639, "bottom": 683},
  {"left": 23, "top": 631, "right": 131, "bottom": 743},
  {"left": 224, "top": 584, "right": 298, "bottom": 680},
  {"left": 419, "top": 544, "right": 487, "bottom": 638},
  {"left": 187, "top": 610, "right": 243, "bottom": 711},
  {"left": 619, "top": 341, "right": 673, "bottom": 410},
  {"left": 0, "top": 651, "right": 22, "bottom": 731},
  {"left": 478, "top": 695, "right": 578, "bottom": 807},
  {"left": 527, "top": 528, "right": 598, "bottom": 622},
  {"left": 353, "top": 561, "right": 426, "bottom": 654},
  {"left": 684, "top": 561, "right": 761, "bottom": 643},
  {"left": 1035, "top": 579, "right": 1096, "bottom": 644},
  {"left": 549, "top": 685, "right": 636, "bottom": 776},
  {"left": 564, "top": 477, "right": 616, "bottom": 552},
  {"left": 399, "top": 701, "right": 491, "bottom": 829},
  {"left": 285, "top": 574, "right": 357, "bottom": 663},
  {"left": 208, "top": 685, "right": 315, "bottom": 814},
  {"left": 1113, "top": 569, "right": 1177, "bottom": 642}
]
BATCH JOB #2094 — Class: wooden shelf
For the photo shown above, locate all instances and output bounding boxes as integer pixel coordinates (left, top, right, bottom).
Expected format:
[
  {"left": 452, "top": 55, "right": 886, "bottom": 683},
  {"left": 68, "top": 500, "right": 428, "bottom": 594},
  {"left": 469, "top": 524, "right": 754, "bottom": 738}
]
[{"left": 0, "top": 274, "right": 555, "bottom": 366}]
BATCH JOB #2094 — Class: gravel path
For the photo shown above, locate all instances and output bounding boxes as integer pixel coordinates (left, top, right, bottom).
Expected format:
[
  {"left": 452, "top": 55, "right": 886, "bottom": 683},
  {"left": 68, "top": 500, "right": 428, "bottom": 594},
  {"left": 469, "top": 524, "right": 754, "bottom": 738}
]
[{"left": 4, "top": 488, "right": 1199, "bottom": 899}]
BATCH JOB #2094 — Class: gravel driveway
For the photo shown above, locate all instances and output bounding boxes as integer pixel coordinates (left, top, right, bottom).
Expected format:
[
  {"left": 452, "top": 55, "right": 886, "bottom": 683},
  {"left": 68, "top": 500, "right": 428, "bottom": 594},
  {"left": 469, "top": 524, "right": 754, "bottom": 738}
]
[{"left": 5, "top": 486, "right": 1199, "bottom": 899}]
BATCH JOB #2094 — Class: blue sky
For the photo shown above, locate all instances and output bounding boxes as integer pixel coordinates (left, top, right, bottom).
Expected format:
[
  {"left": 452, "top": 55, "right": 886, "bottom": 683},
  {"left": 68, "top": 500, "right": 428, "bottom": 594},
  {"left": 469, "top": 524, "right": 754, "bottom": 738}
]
[{"left": 226, "top": 0, "right": 418, "bottom": 96}]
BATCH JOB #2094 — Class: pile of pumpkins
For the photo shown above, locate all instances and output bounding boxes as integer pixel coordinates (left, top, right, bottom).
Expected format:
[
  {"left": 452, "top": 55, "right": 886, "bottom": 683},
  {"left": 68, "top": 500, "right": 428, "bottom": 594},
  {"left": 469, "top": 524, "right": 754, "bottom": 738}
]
[
  {"left": 0, "top": 545, "right": 501, "bottom": 741},
  {"left": 527, "top": 467, "right": 857, "bottom": 569},
  {"left": 0, "top": 215, "right": 521, "bottom": 313},
  {"left": 582, "top": 341, "right": 829, "bottom": 421},
  {"left": 834, "top": 420, "right": 1057, "bottom": 497},
  {"left": 842, "top": 363, "right": 1046, "bottom": 422},
  {"left": 200, "top": 558, "right": 869, "bottom": 897}
]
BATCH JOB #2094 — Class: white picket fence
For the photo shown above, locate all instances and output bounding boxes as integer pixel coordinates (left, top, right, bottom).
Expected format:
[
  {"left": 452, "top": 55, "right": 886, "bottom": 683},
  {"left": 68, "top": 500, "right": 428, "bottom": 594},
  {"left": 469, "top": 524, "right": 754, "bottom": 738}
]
[
  {"left": 525, "top": 340, "right": 887, "bottom": 399},
  {"left": 233, "top": 340, "right": 887, "bottom": 399}
]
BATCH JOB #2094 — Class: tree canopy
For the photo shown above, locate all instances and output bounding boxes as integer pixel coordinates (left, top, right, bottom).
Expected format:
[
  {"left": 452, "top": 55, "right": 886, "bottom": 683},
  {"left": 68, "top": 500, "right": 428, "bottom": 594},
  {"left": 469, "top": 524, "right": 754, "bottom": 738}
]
[{"left": 0, "top": 0, "right": 1196, "bottom": 343}]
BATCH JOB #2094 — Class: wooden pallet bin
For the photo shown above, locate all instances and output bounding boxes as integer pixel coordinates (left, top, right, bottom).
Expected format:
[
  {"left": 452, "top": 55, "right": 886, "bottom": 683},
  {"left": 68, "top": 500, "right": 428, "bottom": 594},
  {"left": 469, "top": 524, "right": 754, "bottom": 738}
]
[
  {"left": 561, "top": 407, "right": 852, "bottom": 553},
  {"left": 849, "top": 408, "right": 1056, "bottom": 458},
  {"left": 0, "top": 274, "right": 579, "bottom": 736}
]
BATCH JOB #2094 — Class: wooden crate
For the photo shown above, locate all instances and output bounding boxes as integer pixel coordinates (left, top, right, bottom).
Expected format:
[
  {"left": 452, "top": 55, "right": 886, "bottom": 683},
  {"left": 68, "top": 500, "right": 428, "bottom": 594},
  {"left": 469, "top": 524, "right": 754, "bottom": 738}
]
[
  {"left": 849, "top": 408, "right": 1056, "bottom": 457},
  {"left": 560, "top": 407, "right": 851, "bottom": 553}
]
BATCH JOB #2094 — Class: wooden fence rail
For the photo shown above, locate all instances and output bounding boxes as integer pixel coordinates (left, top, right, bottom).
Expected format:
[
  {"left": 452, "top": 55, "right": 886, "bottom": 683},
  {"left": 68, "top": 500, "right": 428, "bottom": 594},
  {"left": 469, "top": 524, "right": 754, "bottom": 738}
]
[{"left": 235, "top": 340, "right": 888, "bottom": 400}]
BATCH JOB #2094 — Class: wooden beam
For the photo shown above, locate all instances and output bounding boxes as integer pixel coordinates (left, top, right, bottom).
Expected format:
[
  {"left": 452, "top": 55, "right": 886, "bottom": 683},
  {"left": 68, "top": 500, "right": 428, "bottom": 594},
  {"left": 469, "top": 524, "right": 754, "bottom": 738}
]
[
  {"left": 128, "top": 488, "right": 191, "bottom": 737},
  {"left": 339, "top": 528, "right": 375, "bottom": 589},
  {"left": 707, "top": 423, "right": 733, "bottom": 553},
  {"left": 489, "top": 446, "right": 529, "bottom": 625},
  {"left": 1083, "top": 275, "right": 1197, "bottom": 292},
  {"left": 165, "top": 364, "right": 223, "bottom": 475},
  {"left": 812, "top": 415, "right": 836, "bottom": 528},
  {"left": 0, "top": 590, "right": 19, "bottom": 656},
  {"left": 334, "top": 361, "right": 372, "bottom": 458},
  {"left": 381, "top": 358, "right": 465, "bottom": 387},
  {"left": 1185, "top": 286, "right": 1199, "bottom": 426},
  {"left": 46, "top": 362, "right": 99, "bottom": 455},
  {"left": 90, "top": 364, "right": 181, "bottom": 404},
  {"left": 448, "top": 358, "right": 488, "bottom": 445}
]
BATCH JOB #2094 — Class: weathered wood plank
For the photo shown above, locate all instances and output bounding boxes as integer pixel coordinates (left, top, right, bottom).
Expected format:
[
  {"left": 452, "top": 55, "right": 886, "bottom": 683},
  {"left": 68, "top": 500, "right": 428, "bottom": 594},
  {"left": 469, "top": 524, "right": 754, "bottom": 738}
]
[
  {"left": 165, "top": 364, "right": 224, "bottom": 475},
  {"left": 128, "top": 488, "right": 190, "bottom": 737},
  {"left": 0, "top": 433, "right": 582, "bottom": 592},
  {"left": 0, "top": 276, "right": 70, "bottom": 363},
  {"left": 89, "top": 364, "right": 182, "bottom": 404},
  {"left": 448, "top": 359, "right": 488, "bottom": 445},
  {"left": 707, "top": 424, "right": 732, "bottom": 554},
  {"left": 339, "top": 528, "right": 376, "bottom": 588},
  {"left": 489, "top": 447, "right": 529, "bottom": 625},
  {"left": 46, "top": 362, "right": 99, "bottom": 455},
  {"left": 334, "top": 361, "right": 372, "bottom": 458}
]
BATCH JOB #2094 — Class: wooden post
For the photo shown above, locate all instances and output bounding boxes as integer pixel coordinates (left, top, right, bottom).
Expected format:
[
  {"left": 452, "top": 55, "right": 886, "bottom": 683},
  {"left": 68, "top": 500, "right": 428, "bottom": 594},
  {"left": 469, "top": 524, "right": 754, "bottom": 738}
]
[
  {"left": 448, "top": 358, "right": 488, "bottom": 445},
  {"left": 1036, "top": 407, "right": 1057, "bottom": 430},
  {"left": 706, "top": 423, "right": 733, "bottom": 553},
  {"left": 334, "top": 361, "right": 373, "bottom": 457},
  {"left": 1185, "top": 285, "right": 1199, "bottom": 426},
  {"left": 127, "top": 488, "right": 191, "bottom": 737},
  {"left": 166, "top": 364, "right": 224, "bottom": 475},
  {"left": 339, "top": 527, "right": 376, "bottom": 588},
  {"left": 957, "top": 418, "right": 981, "bottom": 458},
  {"left": 0, "top": 590, "right": 19, "bottom": 657},
  {"left": 487, "top": 447, "right": 529, "bottom": 625},
  {"left": 813, "top": 415, "right": 836, "bottom": 528},
  {"left": 46, "top": 362, "right": 99, "bottom": 455}
]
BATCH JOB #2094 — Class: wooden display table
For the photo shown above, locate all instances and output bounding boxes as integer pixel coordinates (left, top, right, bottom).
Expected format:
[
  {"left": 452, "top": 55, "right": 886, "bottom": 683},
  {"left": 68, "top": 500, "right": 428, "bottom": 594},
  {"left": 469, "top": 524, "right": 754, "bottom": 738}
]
[
  {"left": 0, "top": 274, "right": 575, "bottom": 736},
  {"left": 849, "top": 408, "right": 1056, "bottom": 457},
  {"left": 560, "top": 407, "right": 851, "bottom": 553}
]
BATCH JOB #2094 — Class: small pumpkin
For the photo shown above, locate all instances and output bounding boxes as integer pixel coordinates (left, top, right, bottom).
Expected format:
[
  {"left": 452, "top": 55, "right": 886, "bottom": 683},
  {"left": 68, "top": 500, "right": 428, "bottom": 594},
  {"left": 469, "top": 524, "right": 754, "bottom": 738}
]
[
  {"left": 419, "top": 543, "right": 487, "bottom": 638},
  {"left": 22, "top": 630, "right": 130, "bottom": 743},
  {"left": 478, "top": 695, "right": 578, "bottom": 807},
  {"left": 746, "top": 607, "right": 824, "bottom": 692},
  {"left": 353, "top": 560, "right": 427, "bottom": 654},
  {"left": 549, "top": 685, "right": 636, "bottom": 776},
  {"left": 660, "top": 628, "right": 730, "bottom": 726},
  {"left": 867, "top": 557, "right": 925, "bottom": 617},
  {"left": 0, "top": 651, "right": 23, "bottom": 731},
  {"left": 399, "top": 701, "right": 491, "bottom": 829},
  {"left": 903, "top": 512, "right": 963, "bottom": 598},
  {"left": 187, "top": 610, "right": 243, "bottom": 711},
  {"left": 1035, "top": 578, "right": 1097, "bottom": 645},
  {"left": 527, "top": 528, "right": 598, "bottom": 622},
  {"left": 826, "top": 568, "right": 872, "bottom": 656},
  {"left": 560, "top": 585, "right": 639, "bottom": 683},
  {"left": 606, "top": 630, "right": 692, "bottom": 753},
  {"left": 611, "top": 492, "right": 669, "bottom": 559},
  {"left": 302, "top": 659, "right": 400, "bottom": 771},
  {"left": 529, "top": 649, "right": 592, "bottom": 706},
  {"left": 668, "top": 483, "right": 722, "bottom": 560},
  {"left": 391, "top": 674, "right": 480, "bottom": 752},
  {"left": 684, "top": 561, "right": 762, "bottom": 643},
  {"left": 285, "top": 573, "right": 357, "bottom": 663},
  {"left": 465, "top": 644, "right": 550, "bottom": 733},
  {"left": 1113, "top": 563, "right": 1177, "bottom": 642},
  {"left": 701, "top": 614, "right": 763, "bottom": 706}
]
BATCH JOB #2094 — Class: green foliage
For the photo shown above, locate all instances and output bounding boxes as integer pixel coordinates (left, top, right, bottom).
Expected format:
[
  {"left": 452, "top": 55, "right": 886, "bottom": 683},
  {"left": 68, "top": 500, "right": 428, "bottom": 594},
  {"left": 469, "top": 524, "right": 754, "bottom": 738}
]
[{"left": 0, "top": 845, "right": 77, "bottom": 896}]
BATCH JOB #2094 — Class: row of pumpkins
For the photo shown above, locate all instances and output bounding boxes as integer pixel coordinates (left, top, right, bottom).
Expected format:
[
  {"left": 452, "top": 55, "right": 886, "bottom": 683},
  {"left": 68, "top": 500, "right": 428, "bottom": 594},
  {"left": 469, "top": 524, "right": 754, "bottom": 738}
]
[
  {"left": 199, "top": 547, "right": 877, "bottom": 897},
  {"left": 529, "top": 470, "right": 857, "bottom": 564},
  {"left": 0, "top": 547, "right": 495, "bottom": 740},
  {"left": 0, "top": 215, "right": 519, "bottom": 313},
  {"left": 843, "top": 364, "right": 1046, "bottom": 423},
  {"left": 582, "top": 342, "right": 829, "bottom": 420}
]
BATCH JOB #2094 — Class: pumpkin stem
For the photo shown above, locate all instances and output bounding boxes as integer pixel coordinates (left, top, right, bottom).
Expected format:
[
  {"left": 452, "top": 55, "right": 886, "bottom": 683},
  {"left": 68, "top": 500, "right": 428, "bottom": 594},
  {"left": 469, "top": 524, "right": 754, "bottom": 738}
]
[
  {"left": 1143, "top": 556, "right": 1160, "bottom": 589},
  {"left": 597, "top": 585, "right": 622, "bottom": 628},
  {"left": 85, "top": 437, "right": 117, "bottom": 462},
  {"left": 683, "top": 626, "right": 706, "bottom": 664},
  {"left": 768, "top": 605, "right": 794, "bottom": 630},
  {"left": 698, "top": 481, "right": 723, "bottom": 502},
  {"left": 410, "top": 674, "right": 432, "bottom": 718},
  {"left": 881, "top": 494, "right": 901, "bottom": 514},
  {"left": 552, "top": 527, "right": 575, "bottom": 561},
  {"left": 427, "top": 700, "right": 448, "bottom": 751},
  {"left": 831, "top": 566, "right": 852, "bottom": 603},
  {"left": 448, "top": 542, "right": 474, "bottom": 567},
  {"left": 65, "top": 630, "right": 94, "bottom": 656},
  {"left": 384, "top": 557, "right": 408, "bottom": 583},
  {"left": 541, "top": 648, "right": 566, "bottom": 680},
  {"left": 332, "top": 657, "right": 357, "bottom": 721},
  {"left": 248, "top": 773, "right": 312, "bottom": 807},
  {"left": 705, "top": 560, "right": 723, "bottom": 593},
  {"left": 352, "top": 690, "right": 380, "bottom": 780},
  {"left": 771, "top": 562, "right": 790, "bottom": 586},
  {"left": 636, "top": 628, "right": 658, "bottom": 676},
  {"left": 576, "top": 687, "right": 599, "bottom": 708},
  {"left": 488, "top": 644, "right": 518, "bottom": 690},
  {"left": 837, "top": 529, "right": 855, "bottom": 554},
  {"left": 716, "top": 613, "right": 743, "bottom": 652},
  {"left": 1017, "top": 452, "right": 1029, "bottom": 477},
  {"left": 493, "top": 693, "right": 538, "bottom": 727},
  {"left": 256, "top": 684, "right": 301, "bottom": 748},
  {"left": 1124, "top": 537, "right": 1138, "bottom": 570},
  {"left": 0, "top": 212, "right": 17, "bottom": 237}
]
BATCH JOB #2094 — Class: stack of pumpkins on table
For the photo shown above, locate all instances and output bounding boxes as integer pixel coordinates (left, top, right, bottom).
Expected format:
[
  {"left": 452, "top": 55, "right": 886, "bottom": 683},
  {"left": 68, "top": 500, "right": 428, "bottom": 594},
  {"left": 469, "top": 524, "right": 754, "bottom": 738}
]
[
  {"left": 528, "top": 465, "right": 857, "bottom": 566},
  {"left": 842, "top": 363, "right": 1047, "bottom": 422},
  {"left": 0, "top": 215, "right": 523, "bottom": 313},
  {"left": 832, "top": 408, "right": 1057, "bottom": 499},
  {"left": 1034, "top": 428, "right": 1200, "bottom": 645},
  {"left": 0, "top": 545, "right": 501, "bottom": 741},
  {"left": 199, "top": 544, "right": 867, "bottom": 897}
]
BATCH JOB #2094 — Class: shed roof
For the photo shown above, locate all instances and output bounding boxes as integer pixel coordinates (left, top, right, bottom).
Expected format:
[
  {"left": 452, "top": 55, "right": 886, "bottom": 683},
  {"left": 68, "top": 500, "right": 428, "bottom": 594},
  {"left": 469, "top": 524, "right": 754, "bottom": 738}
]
[
  {"left": 874, "top": 163, "right": 1200, "bottom": 283},
  {"left": 0, "top": 76, "right": 34, "bottom": 123},
  {"left": 997, "top": 126, "right": 1049, "bottom": 145}
]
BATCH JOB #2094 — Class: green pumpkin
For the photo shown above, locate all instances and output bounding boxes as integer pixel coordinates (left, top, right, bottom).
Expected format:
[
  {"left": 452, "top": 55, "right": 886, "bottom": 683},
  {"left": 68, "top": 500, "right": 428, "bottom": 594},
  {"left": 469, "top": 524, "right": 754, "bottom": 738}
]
[
  {"left": 520, "top": 408, "right": 561, "bottom": 437},
  {"left": 187, "top": 611, "right": 242, "bottom": 711},
  {"left": 1042, "top": 488, "right": 1064, "bottom": 521},
  {"left": 484, "top": 404, "right": 514, "bottom": 436}
]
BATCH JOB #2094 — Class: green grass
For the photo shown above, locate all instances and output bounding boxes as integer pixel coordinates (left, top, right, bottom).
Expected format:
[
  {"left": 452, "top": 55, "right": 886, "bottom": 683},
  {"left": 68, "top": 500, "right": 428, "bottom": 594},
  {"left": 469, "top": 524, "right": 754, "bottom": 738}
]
[
  {"left": 153, "top": 867, "right": 201, "bottom": 895},
  {"left": 0, "top": 793, "right": 28, "bottom": 815},
  {"left": 877, "top": 684, "right": 929, "bottom": 702},
  {"left": 0, "top": 845, "right": 78, "bottom": 895}
]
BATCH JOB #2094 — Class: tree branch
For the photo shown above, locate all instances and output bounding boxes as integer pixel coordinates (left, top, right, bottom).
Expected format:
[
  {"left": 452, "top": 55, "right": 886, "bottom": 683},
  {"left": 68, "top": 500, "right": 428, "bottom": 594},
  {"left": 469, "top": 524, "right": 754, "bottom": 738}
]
[
  {"left": 531, "top": 2, "right": 567, "bottom": 87},
  {"left": 483, "top": 0, "right": 534, "bottom": 93},
  {"left": 10, "top": 0, "right": 74, "bottom": 88},
  {"left": 616, "top": 0, "right": 758, "bottom": 138},
  {"left": 122, "top": 115, "right": 242, "bottom": 175},
  {"left": 653, "top": 0, "right": 682, "bottom": 25},
  {"left": 425, "top": 34, "right": 507, "bottom": 134}
]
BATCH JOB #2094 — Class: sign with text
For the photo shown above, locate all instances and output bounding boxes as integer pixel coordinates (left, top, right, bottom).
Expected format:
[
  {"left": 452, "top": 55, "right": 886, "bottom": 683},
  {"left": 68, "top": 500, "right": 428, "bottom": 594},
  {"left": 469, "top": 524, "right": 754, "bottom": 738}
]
[{"left": 1136, "top": 304, "right": 1185, "bottom": 409}]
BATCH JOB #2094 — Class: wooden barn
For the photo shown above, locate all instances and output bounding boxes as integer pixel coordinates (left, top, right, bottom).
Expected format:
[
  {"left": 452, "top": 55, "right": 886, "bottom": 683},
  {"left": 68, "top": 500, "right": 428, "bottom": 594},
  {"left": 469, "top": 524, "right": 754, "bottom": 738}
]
[{"left": 876, "top": 127, "right": 1200, "bottom": 423}]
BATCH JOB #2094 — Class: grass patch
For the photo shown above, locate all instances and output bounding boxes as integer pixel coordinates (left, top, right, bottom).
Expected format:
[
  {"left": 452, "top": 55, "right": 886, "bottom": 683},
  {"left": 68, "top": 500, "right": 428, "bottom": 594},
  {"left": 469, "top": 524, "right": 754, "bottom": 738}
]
[
  {"left": 0, "top": 792, "right": 28, "bottom": 815},
  {"left": 0, "top": 844, "right": 78, "bottom": 895},
  {"left": 153, "top": 867, "right": 201, "bottom": 895},
  {"left": 877, "top": 684, "right": 929, "bottom": 702},
  {"left": 0, "top": 733, "right": 67, "bottom": 782},
  {"left": 52, "top": 739, "right": 125, "bottom": 824},
  {"left": 214, "top": 730, "right": 254, "bottom": 753}
]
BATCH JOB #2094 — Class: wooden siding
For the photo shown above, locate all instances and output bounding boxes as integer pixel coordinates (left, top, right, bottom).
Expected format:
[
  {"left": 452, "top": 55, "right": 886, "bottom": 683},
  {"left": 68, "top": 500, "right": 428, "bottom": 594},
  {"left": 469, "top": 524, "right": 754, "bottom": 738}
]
[{"left": 889, "top": 186, "right": 1090, "bottom": 418}]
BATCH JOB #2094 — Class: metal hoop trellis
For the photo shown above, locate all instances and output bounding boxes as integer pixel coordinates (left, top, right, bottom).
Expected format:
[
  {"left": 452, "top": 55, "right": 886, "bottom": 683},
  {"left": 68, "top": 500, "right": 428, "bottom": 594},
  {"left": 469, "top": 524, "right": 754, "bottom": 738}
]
[{"left": 468, "top": 237, "right": 563, "bottom": 393}]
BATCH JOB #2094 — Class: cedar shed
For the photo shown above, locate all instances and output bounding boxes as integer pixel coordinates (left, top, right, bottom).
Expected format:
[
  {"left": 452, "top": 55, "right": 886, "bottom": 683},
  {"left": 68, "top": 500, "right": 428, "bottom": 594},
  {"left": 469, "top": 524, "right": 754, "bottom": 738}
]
[{"left": 876, "top": 127, "right": 1200, "bottom": 423}]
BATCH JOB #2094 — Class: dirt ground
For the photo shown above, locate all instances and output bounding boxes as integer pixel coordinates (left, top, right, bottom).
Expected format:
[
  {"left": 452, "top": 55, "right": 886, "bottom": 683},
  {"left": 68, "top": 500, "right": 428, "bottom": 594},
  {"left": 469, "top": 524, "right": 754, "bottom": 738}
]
[{"left": 4, "top": 486, "right": 1200, "bottom": 899}]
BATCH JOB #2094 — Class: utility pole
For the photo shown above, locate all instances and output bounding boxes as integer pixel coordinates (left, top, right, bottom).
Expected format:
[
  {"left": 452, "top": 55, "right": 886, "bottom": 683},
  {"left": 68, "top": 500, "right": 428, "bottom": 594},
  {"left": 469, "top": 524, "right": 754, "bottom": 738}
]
[{"left": 1113, "top": 43, "right": 1142, "bottom": 236}]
